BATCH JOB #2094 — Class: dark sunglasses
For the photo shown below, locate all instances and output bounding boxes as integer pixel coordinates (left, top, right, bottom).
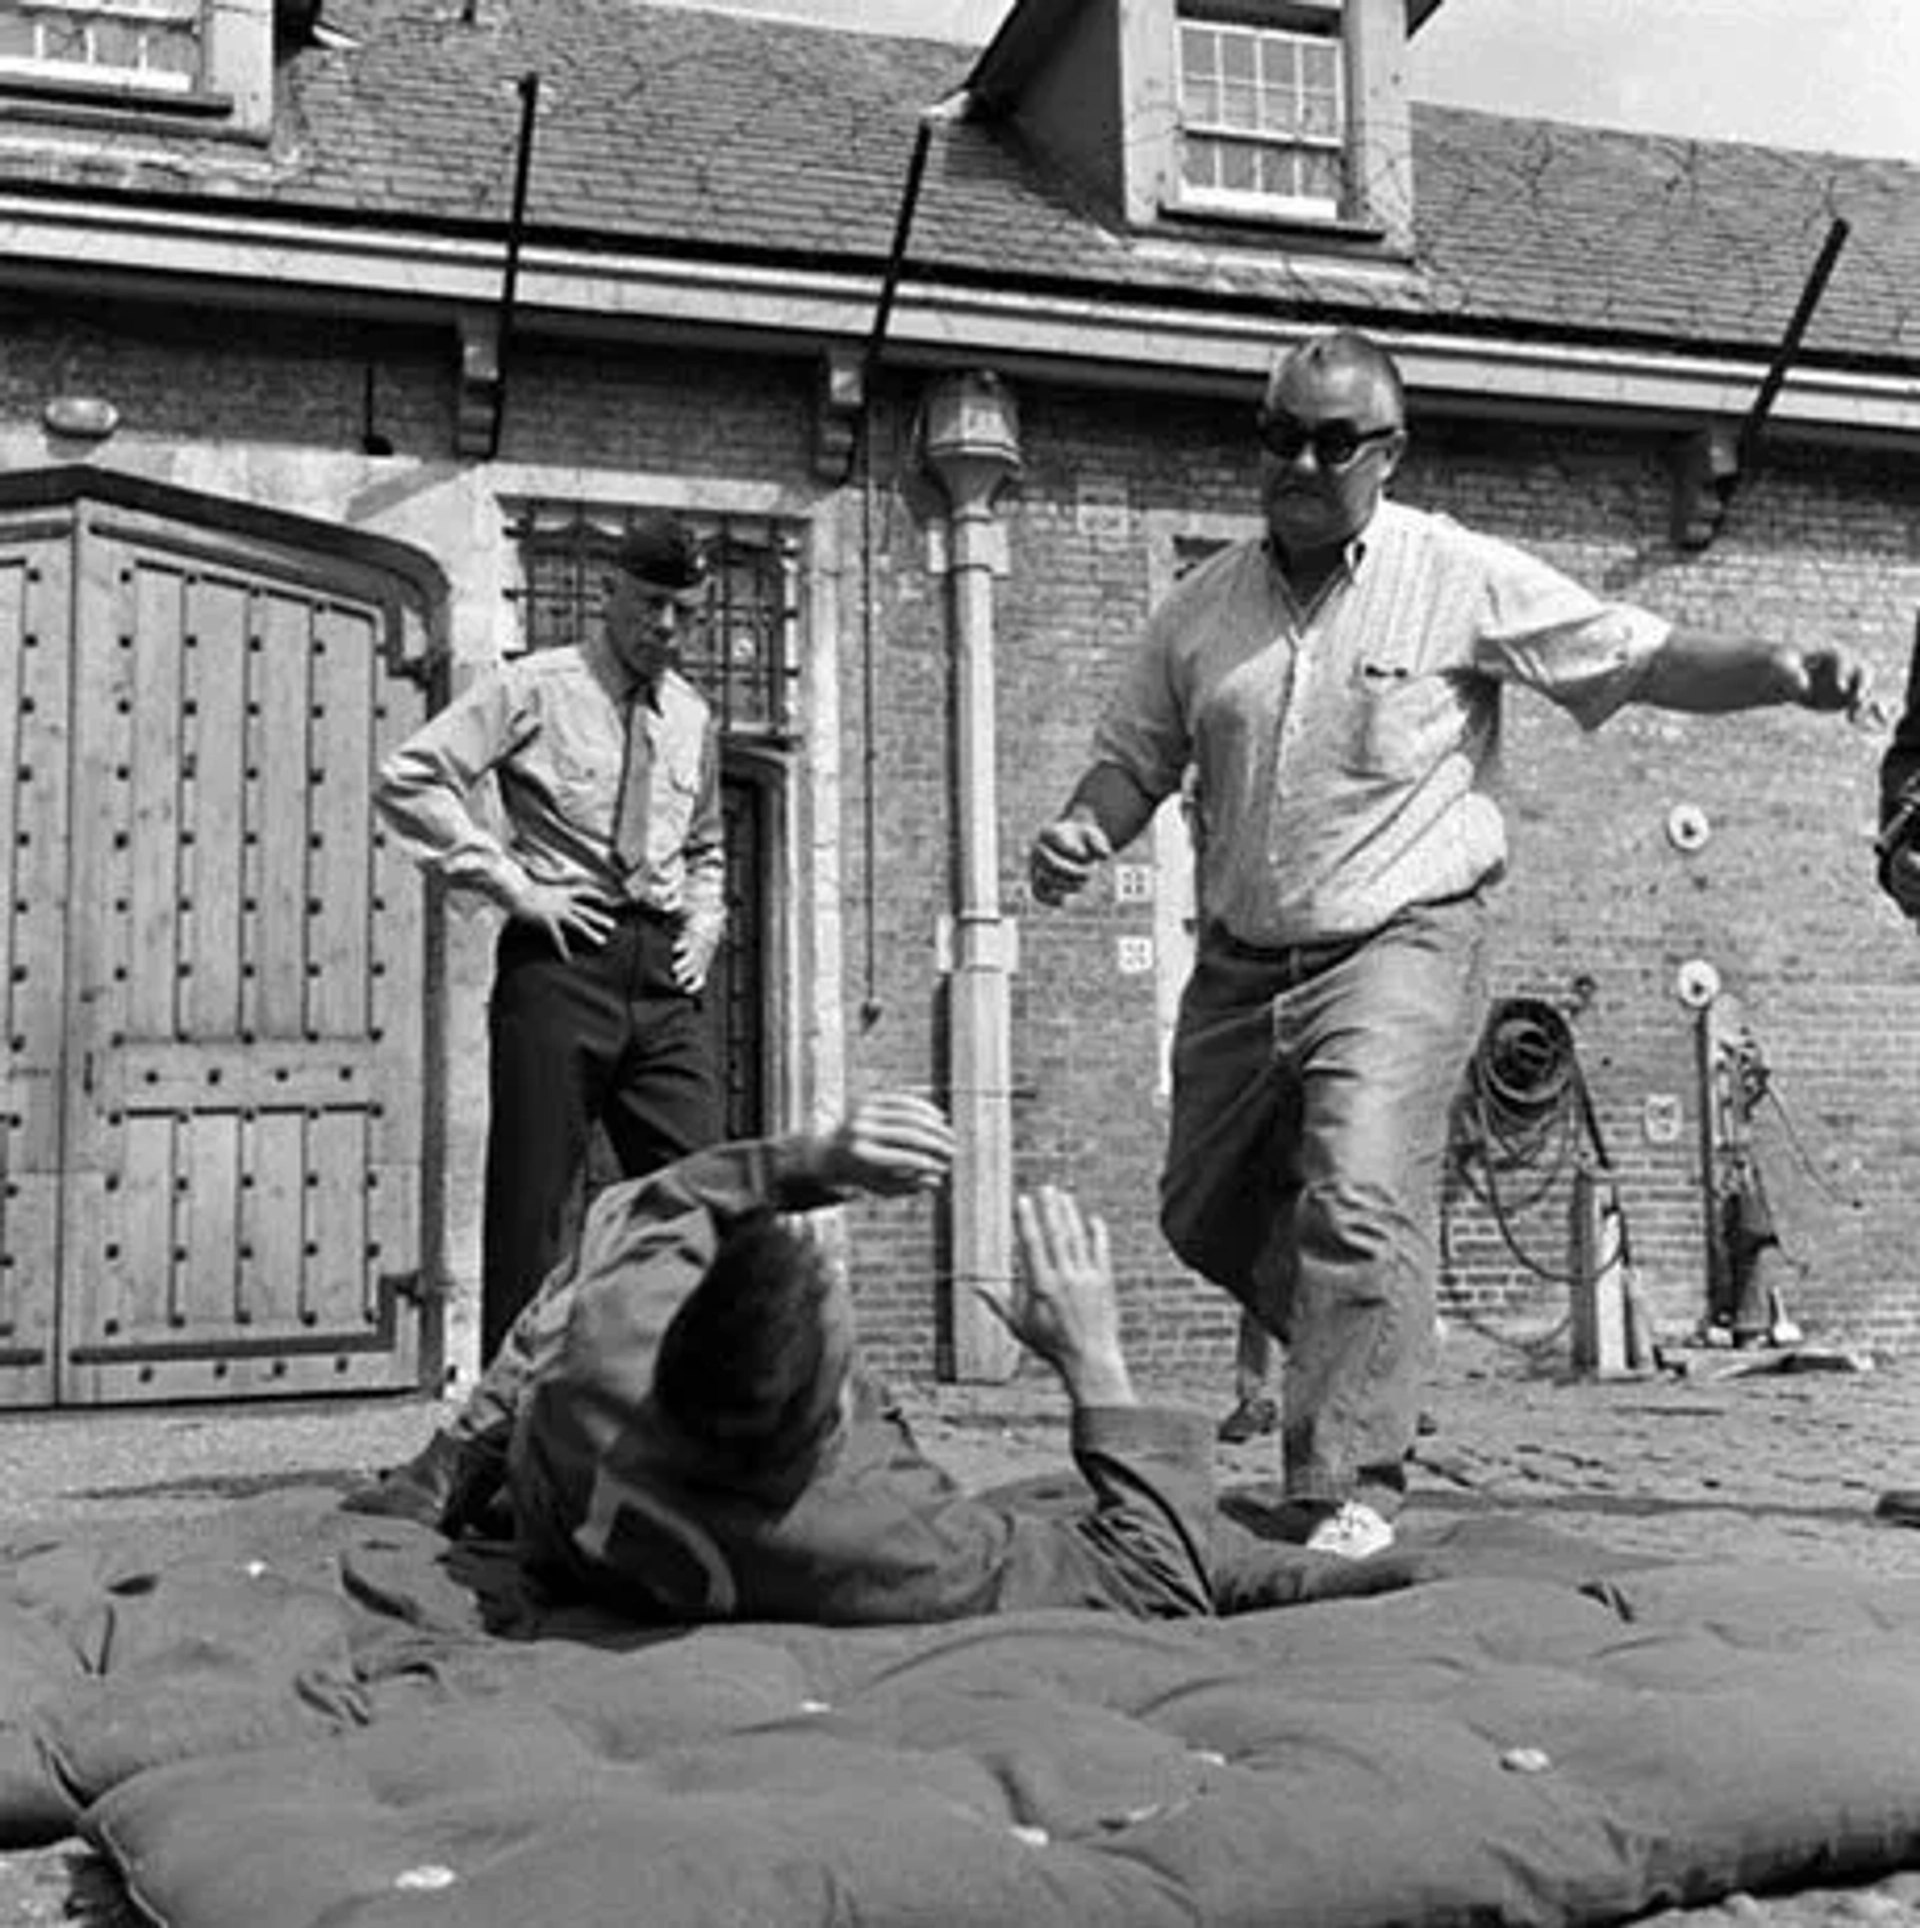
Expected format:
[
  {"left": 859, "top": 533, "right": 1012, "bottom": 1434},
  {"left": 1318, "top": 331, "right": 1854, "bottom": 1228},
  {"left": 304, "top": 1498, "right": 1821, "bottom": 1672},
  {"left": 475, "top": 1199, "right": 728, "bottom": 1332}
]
[{"left": 1254, "top": 414, "right": 1401, "bottom": 469}]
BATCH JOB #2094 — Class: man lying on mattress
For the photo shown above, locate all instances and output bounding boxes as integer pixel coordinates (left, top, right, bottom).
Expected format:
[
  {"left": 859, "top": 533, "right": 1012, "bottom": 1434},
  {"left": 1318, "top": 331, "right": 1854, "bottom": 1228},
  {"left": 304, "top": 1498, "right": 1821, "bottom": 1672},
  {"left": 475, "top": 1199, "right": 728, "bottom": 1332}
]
[{"left": 346, "top": 1092, "right": 1424, "bottom": 1623}]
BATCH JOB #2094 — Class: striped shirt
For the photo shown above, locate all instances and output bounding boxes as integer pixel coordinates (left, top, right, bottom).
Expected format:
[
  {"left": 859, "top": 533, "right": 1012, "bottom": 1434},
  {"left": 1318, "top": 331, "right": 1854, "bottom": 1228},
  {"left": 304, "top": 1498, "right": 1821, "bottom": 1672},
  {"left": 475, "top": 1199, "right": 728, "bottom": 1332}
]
[
  {"left": 376, "top": 634, "right": 724, "bottom": 939},
  {"left": 1092, "top": 500, "right": 1669, "bottom": 944}
]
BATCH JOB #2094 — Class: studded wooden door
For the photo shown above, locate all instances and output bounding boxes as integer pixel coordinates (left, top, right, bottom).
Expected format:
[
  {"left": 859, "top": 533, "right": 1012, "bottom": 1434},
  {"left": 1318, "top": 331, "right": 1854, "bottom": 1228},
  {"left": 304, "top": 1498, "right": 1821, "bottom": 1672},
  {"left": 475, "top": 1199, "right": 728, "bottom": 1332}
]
[{"left": 0, "top": 495, "right": 435, "bottom": 1406}]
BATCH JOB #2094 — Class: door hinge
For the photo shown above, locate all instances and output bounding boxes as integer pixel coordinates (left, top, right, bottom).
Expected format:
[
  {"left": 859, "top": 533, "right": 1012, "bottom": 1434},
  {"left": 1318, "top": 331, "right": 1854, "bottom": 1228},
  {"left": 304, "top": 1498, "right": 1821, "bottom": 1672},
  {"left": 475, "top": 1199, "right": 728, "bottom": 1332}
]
[{"left": 379, "top": 1269, "right": 436, "bottom": 1307}]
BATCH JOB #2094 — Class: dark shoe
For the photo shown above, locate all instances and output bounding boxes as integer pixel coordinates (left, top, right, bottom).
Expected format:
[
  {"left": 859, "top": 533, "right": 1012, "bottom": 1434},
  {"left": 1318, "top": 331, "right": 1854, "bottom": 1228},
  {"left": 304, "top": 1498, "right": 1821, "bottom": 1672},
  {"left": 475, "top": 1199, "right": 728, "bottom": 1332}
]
[
  {"left": 342, "top": 1430, "right": 467, "bottom": 1529},
  {"left": 1874, "top": 1489, "right": 1920, "bottom": 1527},
  {"left": 1217, "top": 1394, "right": 1279, "bottom": 1444},
  {"left": 440, "top": 1428, "right": 512, "bottom": 1539}
]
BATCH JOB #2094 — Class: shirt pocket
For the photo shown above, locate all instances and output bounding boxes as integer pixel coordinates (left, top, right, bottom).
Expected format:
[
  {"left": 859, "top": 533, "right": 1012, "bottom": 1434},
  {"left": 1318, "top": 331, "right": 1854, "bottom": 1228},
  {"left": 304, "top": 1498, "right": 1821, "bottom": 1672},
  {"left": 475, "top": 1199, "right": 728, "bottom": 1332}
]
[
  {"left": 649, "top": 750, "right": 705, "bottom": 847},
  {"left": 1342, "top": 658, "right": 1455, "bottom": 781},
  {"left": 546, "top": 731, "right": 619, "bottom": 819}
]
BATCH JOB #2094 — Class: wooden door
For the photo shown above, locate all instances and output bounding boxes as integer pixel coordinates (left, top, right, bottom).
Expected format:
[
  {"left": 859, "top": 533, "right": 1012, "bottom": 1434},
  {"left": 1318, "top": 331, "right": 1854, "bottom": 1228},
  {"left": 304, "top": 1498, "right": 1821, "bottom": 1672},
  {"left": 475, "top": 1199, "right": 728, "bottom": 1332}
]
[
  {"left": 0, "top": 495, "right": 436, "bottom": 1406},
  {"left": 0, "top": 511, "right": 73, "bottom": 1405}
]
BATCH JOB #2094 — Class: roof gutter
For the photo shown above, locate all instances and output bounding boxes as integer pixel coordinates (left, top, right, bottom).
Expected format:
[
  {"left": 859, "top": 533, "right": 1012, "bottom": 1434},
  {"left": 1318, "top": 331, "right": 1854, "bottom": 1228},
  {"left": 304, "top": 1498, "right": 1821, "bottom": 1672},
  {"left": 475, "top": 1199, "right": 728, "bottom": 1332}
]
[{"left": 2, "top": 195, "right": 1916, "bottom": 441}]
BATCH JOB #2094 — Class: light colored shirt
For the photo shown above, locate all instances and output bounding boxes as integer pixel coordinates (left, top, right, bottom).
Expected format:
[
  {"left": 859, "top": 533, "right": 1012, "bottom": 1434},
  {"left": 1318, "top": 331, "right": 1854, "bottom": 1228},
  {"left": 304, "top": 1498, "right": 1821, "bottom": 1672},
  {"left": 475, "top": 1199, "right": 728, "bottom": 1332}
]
[
  {"left": 1092, "top": 500, "right": 1670, "bottom": 944},
  {"left": 375, "top": 635, "right": 725, "bottom": 939}
]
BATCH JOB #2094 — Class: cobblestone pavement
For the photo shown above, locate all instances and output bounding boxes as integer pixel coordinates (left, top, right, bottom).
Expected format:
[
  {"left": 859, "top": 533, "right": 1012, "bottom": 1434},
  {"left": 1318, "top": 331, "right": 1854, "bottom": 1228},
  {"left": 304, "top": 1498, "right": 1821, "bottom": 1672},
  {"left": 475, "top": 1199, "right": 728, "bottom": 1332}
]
[{"left": 1, "top": 1328, "right": 1917, "bottom": 1923}]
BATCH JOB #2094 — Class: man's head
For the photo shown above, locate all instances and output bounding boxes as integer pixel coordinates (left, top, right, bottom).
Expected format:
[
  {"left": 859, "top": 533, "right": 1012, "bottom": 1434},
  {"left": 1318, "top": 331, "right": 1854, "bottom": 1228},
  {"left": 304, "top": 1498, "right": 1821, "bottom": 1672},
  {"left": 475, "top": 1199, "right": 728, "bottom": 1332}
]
[
  {"left": 651, "top": 1212, "right": 855, "bottom": 1472},
  {"left": 1256, "top": 329, "right": 1406, "bottom": 561},
  {"left": 602, "top": 513, "right": 710, "bottom": 689}
]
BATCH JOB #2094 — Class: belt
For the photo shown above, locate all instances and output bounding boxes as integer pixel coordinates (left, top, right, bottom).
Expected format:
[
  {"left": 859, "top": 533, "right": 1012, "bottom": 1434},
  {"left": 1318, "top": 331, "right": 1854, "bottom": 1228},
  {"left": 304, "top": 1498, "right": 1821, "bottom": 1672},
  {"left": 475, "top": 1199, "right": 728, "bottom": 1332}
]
[
  {"left": 609, "top": 898, "right": 678, "bottom": 927},
  {"left": 1204, "top": 920, "right": 1371, "bottom": 984}
]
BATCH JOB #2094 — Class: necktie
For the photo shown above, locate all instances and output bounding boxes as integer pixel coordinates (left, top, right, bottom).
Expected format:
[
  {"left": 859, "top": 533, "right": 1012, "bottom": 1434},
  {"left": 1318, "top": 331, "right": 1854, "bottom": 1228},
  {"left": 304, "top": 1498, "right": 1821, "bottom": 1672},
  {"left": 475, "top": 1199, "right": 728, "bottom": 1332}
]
[{"left": 613, "top": 688, "right": 653, "bottom": 876}]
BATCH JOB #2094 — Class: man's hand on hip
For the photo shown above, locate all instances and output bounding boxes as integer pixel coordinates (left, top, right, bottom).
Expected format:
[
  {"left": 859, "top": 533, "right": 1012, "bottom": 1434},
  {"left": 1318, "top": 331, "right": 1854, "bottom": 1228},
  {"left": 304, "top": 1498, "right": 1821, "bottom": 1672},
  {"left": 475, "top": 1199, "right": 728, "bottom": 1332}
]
[
  {"left": 505, "top": 880, "right": 618, "bottom": 961},
  {"left": 672, "top": 920, "right": 723, "bottom": 994}
]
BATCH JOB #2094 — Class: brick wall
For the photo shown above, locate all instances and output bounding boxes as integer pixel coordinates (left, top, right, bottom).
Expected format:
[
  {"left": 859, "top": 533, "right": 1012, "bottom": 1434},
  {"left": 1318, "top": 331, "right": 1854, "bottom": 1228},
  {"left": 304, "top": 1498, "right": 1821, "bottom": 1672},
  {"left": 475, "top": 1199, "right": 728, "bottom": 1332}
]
[
  {"left": 8, "top": 301, "right": 1919, "bottom": 1387},
  {"left": 930, "top": 382, "right": 1920, "bottom": 1376}
]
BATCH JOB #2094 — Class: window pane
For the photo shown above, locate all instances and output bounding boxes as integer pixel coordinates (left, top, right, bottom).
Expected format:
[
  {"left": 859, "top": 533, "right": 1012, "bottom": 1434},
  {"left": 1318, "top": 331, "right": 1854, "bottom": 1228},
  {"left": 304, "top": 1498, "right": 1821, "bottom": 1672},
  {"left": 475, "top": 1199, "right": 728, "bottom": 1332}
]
[
  {"left": 1301, "top": 87, "right": 1339, "bottom": 139},
  {"left": 1219, "top": 139, "right": 1257, "bottom": 194},
  {"left": 1260, "top": 36, "right": 1298, "bottom": 89},
  {"left": 1181, "top": 73, "right": 1219, "bottom": 123},
  {"left": 39, "top": 18, "right": 88, "bottom": 60},
  {"left": 1179, "top": 23, "right": 1216, "bottom": 77},
  {"left": 95, "top": 20, "right": 142, "bottom": 67},
  {"left": 0, "top": 13, "right": 32, "bottom": 56},
  {"left": 1260, "top": 86, "right": 1301, "bottom": 137},
  {"left": 1257, "top": 146, "right": 1299, "bottom": 200},
  {"left": 1220, "top": 79, "right": 1257, "bottom": 130},
  {"left": 1301, "top": 148, "right": 1343, "bottom": 202},
  {"left": 1219, "top": 30, "right": 1256, "bottom": 81},
  {"left": 149, "top": 23, "right": 197, "bottom": 75},
  {"left": 1182, "top": 135, "right": 1220, "bottom": 191}
]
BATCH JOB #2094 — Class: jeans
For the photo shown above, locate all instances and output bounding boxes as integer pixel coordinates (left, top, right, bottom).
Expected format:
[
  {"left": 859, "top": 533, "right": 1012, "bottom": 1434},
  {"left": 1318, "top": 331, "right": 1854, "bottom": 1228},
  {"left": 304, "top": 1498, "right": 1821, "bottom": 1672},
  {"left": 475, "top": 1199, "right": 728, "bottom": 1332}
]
[{"left": 1160, "top": 891, "right": 1487, "bottom": 1513}]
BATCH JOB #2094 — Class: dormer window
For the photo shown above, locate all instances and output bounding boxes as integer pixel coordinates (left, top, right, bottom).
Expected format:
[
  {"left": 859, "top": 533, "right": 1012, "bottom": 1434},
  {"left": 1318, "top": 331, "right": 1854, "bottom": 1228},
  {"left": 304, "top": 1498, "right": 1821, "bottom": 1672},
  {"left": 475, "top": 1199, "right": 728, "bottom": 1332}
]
[
  {"left": 0, "top": 0, "right": 273, "bottom": 133},
  {"left": 1177, "top": 5, "right": 1345, "bottom": 220},
  {"left": 0, "top": 0, "right": 202, "bottom": 95}
]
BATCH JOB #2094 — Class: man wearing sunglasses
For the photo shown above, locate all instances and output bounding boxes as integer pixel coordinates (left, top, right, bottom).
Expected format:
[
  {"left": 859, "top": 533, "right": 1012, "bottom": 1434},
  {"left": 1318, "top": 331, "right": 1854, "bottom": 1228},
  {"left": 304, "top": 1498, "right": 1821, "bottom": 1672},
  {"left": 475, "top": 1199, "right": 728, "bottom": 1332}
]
[{"left": 1028, "top": 327, "right": 1872, "bottom": 1561}]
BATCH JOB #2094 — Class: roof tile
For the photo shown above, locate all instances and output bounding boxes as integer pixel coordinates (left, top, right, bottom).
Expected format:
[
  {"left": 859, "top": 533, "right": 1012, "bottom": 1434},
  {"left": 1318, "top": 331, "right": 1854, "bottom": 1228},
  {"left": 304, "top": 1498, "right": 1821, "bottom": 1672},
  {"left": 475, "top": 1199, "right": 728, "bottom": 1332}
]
[{"left": 0, "top": 0, "right": 1913, "bottom": 364}]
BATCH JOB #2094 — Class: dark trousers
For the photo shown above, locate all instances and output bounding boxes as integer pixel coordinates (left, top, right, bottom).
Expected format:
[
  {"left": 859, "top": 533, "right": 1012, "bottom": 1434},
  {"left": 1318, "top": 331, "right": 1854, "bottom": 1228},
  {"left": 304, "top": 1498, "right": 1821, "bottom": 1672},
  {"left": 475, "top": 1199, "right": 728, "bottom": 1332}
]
[{"left": 481, "top": 912, "right": 721, "bottom": 1362}]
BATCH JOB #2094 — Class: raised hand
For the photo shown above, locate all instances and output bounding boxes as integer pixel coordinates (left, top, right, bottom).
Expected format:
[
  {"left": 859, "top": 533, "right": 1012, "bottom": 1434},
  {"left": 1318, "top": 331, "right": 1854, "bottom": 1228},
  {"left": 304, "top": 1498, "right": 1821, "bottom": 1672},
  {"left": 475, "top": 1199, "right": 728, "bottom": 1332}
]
[
  {"left": 978, "top": 1186, "right": 1134, "bottom": 1406},
  {"left": 815, "top": 1093, "right": 955, "bottom": 1197}
]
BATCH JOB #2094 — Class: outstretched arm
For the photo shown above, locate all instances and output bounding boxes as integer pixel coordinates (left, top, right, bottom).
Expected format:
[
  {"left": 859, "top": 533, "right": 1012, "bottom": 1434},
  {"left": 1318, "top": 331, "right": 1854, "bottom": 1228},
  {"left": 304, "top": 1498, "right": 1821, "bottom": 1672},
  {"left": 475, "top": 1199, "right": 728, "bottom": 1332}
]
[
  {"left": 1635, "top": 628, "right": 1874, "bottom": 717},
  {"left": 977, "top": 1185, "right": 1136, "bottom": 1408}
]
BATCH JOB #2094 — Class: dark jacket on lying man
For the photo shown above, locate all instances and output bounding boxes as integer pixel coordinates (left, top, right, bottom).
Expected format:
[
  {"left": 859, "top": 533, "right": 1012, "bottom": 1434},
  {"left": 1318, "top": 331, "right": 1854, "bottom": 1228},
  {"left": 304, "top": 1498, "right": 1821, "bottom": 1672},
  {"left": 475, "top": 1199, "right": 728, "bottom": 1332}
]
[{"left": 436, "top": 1129, "right": 1419, "bottom": 1626}]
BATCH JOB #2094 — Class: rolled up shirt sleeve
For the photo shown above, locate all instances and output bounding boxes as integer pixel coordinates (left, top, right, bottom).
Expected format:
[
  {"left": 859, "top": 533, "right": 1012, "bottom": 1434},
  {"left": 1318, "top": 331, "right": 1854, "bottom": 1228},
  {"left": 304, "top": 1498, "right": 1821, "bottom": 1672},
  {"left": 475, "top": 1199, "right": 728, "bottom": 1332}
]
[
  {"left": 375, "top": 671, "right": 536, "bottom": 909},
  {"left": 1468, "top": 534, "right": 1670, "bottom": 731},
  {"left": 1090, "top": 592, "right": 1200, "bottom": 805}
]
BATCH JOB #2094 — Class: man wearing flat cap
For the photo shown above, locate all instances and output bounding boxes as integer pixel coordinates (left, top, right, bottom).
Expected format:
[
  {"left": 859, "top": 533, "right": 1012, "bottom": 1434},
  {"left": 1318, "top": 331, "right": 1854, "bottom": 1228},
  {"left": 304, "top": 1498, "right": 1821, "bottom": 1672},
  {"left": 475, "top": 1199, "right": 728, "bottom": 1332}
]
[{"left": 371, "top": 512, "right": 725, "bottom": 1510}]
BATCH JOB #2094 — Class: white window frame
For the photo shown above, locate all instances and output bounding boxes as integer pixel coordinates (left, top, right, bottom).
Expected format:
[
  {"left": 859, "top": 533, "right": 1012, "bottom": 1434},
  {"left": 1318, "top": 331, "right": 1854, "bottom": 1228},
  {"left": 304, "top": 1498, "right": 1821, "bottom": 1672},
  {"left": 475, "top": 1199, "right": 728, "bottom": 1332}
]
[
  {"left": 0, "top": 0, "right": 204, "bottom": 95},
  {"left": 1176, "top": 12, "right": 1346, "bottom": 221}
]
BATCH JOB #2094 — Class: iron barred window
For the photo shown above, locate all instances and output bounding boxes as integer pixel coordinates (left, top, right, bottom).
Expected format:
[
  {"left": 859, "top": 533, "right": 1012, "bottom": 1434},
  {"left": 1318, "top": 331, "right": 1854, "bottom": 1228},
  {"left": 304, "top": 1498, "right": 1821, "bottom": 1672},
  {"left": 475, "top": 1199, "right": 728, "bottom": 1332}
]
[{"left": 503, "top": 503, "right": 803, "bottom": 743}]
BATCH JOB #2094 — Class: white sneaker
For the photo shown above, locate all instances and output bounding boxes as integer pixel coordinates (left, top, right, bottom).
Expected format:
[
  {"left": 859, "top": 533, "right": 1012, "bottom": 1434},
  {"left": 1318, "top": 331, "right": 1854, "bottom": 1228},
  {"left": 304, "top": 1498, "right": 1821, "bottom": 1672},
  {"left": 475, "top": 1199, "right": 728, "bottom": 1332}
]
[{"left": 1304, "top": 1501, "right": 1395, "bottom": 1560}]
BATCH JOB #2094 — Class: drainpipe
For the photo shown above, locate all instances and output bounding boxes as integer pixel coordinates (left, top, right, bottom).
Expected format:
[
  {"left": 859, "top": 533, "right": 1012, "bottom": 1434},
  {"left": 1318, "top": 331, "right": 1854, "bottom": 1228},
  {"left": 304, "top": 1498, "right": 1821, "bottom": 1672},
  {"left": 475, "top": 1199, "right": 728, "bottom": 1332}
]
[
  {"left": 485, "top": 70, "right": 541, "bottom": 461},
  {"left": 917, "top": 371, "right": 1022, "bottom": 1381}
]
